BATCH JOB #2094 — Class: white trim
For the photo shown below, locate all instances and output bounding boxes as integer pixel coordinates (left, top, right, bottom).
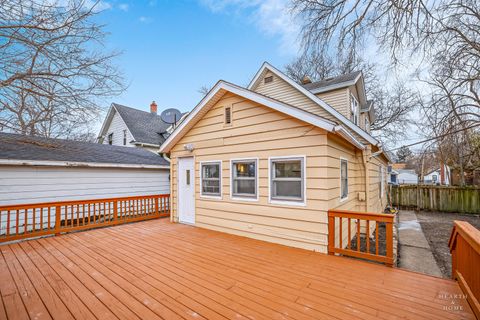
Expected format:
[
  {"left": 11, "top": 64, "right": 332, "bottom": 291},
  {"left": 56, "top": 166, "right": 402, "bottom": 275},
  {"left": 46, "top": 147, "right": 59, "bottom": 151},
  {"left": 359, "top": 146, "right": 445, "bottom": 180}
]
[
  {"left": 268, "top": 155, "right": 307, "bottom": 207},
  {"left": 159, "top": 81, "right": 337, "bottom": 153},
  {"left": 0, "top": 159, "right": 169, "bottom": 169},
  {"left": 340, "top": 157, "right": 348, "bottom": 202},
  {"left": 333, "top": 125, "right": 366, "bottom": 150},
  {"left": 247, "top": 62, "right": 378, "bottom": 145},
  {"left": 199, "top": 160, "right": 222, "bottom": 199},
  {"left": 133, "top": 142, "right": 160, "bottom": 148},
  {"left": 229, "top": 157, "right": 259, "bottom": 202},
  {"left": 98, "top": 104, "right": 136, "bottom": 145}
]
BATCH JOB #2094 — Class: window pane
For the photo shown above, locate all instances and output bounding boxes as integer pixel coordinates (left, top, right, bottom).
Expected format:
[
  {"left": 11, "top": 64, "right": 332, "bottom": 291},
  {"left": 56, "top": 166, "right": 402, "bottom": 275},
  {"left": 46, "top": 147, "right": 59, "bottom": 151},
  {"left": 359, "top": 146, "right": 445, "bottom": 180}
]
[
  {"left": 202, "top": 180, "right": 219, "bottom": 194},
  {"left": 233, "top": 180, "right": 255, "bottom": 195},
  {"left": 273, "top": 181, "right": 301, "bottom": 198},
  {"left": 203, "top": 164, "right": 220, "bottom": 179},
  {"left": 341, "top": 160, "right": 348, "bottom": 199},
  {"left": 274, "top": 161, "right": 301, "bottom": 178},
  {"left": 234, "top": 162, "right": 255, "bottom": 177}
]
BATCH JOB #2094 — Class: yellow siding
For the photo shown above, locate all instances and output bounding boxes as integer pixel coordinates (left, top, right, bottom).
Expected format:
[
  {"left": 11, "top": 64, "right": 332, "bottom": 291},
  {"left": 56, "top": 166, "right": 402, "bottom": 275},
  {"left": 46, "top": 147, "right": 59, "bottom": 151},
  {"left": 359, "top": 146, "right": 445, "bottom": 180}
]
[
  {"left": 169, "top": 92, "right": 388, "bottom": 253},
  {"left": 316, "top": 89, "right": 350, "bottom": 119},
  {"left": 252, "top": 71, "right": 336, "bottom": 122}
]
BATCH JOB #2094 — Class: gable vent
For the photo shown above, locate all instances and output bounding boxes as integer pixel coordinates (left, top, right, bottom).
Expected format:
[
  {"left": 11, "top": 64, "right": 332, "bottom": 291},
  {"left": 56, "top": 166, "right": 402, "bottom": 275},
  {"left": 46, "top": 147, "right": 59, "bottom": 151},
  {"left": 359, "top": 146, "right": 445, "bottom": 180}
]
[
  {"left": 225, "top": 106, "right": 232, "bottom": 125},
  {"left": 264, "top": 76, "right": 273, "bottom": 84}
]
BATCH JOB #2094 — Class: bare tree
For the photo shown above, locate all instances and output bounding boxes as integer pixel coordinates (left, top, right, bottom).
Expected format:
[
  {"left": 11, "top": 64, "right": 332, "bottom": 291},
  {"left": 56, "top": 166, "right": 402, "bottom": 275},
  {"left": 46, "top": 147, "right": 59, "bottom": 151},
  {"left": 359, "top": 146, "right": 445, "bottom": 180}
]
[
  {"left": 292, "top": 0, "right": 479, "bottom": 135},
  {"left": 0, "top": 0, "right": 125, "bottom": 139},
  {"left": 285, "top": 53, "right": 416, "bottom": 145}
]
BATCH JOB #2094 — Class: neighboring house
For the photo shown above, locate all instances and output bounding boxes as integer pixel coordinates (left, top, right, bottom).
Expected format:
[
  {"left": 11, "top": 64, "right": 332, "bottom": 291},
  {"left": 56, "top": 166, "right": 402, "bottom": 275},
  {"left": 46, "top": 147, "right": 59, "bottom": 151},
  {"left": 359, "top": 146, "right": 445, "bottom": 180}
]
[
  {"left": 160, "top": 62, "right": 390, "bottom": 253},
  {"left": 424, "top": 164, "right": 451, "bottom": 185},
  {"left": 388, "top": 166, "right": 399, "bottom": 185},
  {"left": 0, "top": 133, "right": 170, "bottom": 206},
  {"left": 97, "top": 101, "right": 184, "bottom": 153},
  {"left": 397, "top": 169, "right": 419, "bottom": 184}
]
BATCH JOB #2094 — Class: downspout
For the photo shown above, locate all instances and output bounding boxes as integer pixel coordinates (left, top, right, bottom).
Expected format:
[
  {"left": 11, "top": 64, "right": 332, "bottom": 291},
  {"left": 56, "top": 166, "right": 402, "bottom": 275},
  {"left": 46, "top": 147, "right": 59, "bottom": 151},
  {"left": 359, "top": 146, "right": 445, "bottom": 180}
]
[
  {"left": 362, "top": 146, "right": 372, "bottom": 212},
  {"left": 160, "top": 152, "right": 174, "bottom": 223}
]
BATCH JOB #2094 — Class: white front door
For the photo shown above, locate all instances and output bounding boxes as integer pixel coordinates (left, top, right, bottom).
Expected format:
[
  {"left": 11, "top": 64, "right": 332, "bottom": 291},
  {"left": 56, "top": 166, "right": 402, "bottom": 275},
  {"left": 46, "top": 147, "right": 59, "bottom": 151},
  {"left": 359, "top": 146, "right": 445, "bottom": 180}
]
[{"left": 178, "top": 157, "right": 195, "bottom": 224}]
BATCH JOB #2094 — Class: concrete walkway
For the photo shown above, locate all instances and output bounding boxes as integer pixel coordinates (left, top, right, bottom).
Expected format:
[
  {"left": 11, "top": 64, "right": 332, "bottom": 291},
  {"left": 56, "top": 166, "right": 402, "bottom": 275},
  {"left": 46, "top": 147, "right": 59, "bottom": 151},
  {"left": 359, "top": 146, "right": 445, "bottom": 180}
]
[{"left": 398, "top": 210, "right": 443, "bottom": 277}]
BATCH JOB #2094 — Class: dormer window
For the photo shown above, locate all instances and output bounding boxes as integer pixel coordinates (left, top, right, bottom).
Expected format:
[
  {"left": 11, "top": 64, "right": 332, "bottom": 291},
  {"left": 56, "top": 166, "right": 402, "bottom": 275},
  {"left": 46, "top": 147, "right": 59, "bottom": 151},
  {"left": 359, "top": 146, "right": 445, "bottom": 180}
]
[
  {"left": 350, "top": 95, "right": 359, "bottom": 125},
  {"left": 123, "top": 130, "right": 127, "bottom": 145},
  {"left": 108, "top": 133, "right": 113, "bottom": 145}
]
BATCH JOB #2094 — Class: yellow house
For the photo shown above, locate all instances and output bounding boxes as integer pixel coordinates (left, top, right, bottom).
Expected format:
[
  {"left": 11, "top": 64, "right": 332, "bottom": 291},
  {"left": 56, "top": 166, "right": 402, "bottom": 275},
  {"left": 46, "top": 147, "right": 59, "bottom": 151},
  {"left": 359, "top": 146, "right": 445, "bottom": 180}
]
[{"left": 160, "top": 62, "right": 390, "bottom": 253}]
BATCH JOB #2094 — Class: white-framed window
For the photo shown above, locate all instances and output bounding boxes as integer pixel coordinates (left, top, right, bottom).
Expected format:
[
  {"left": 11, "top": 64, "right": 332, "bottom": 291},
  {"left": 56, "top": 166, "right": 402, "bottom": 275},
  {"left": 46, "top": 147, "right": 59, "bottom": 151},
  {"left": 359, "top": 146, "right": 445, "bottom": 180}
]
[
  {"left": 231, "top": 158, "right": 258, "bottom": 200},
  {"left": 200, "top": 161, "right": 222, "bottom": 198},
  {"left": 108, "top": 133, "right": 113, "bottom": 145},
  {"left": 269, "top": 156, "right": 306, "bottom": 205},
  {"left": 340, "top": 158, "right": 348, "bottom": 200},
  {"left": 123, "top": 130, "right": 127, "bottom": 145},
  {"left": 350, "top": 94, "right": 359, "bottom": 125}
]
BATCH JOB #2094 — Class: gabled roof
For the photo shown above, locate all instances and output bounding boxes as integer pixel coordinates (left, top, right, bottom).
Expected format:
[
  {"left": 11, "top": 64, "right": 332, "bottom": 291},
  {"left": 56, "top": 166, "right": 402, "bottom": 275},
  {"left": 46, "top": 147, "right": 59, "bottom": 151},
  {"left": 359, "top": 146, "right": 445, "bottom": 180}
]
[
  {"left": 302, "top": 71, "right": 362, "bottom": 94},
  {"left": 99, "top": 103, "right": 183, "bottom": 147},
  {"left": 0, "top": 132, "right": 169, "bottom": 168},
  {"left": 247, "top": 62, "right": 378, "bottom": 146},
  {"left": 159, "top": 80, "right": 366, "bottom": 153}
]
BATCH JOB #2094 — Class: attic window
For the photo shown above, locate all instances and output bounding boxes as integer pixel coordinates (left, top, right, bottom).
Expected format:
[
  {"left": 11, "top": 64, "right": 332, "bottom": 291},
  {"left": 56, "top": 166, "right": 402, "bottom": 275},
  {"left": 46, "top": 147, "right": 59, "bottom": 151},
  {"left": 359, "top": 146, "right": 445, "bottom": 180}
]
[
  {"left": 108, "top": 133, "right": 113, "bottom": 145},
  {"left": 225, "top": 106, "right": 232, "bottom": 125},
  {"left": 264, "top": 76, "right": 273, "bottom": 84}
]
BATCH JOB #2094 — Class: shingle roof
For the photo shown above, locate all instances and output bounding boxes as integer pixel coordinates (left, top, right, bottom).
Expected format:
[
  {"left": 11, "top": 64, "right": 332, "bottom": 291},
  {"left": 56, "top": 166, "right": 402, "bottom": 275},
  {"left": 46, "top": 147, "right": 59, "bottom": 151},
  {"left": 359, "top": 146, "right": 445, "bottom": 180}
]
[
  {"left": 0, "top": 132, "right": 169, "bottom": 167},
  {"left": 112, "top": 103, "right": 173, "bottom": 146},
  {"left": 302, "top": 71, "right": 362, "bottom": 92}
]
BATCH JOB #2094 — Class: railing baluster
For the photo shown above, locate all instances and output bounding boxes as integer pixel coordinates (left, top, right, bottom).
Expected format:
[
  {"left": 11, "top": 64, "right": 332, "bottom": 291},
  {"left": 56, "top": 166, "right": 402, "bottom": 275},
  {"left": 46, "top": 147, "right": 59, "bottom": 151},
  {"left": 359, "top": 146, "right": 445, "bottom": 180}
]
[
  {"left": 24, "top": 208, "right": 28, "bottom": 234},
  {"left": 7, "top": 210, "right": 11, "bottom": 236},
  {"left": 48, "top": 207, "right": 51, "bottom": 231},
  {"left": 366, "top": 220, "right": 370, "bottom": 254},
  {"left": 339, "top": 217, "right": 342, "bottom": 249},
  {"left": 347, "top": 218, "right": 351, "bottom": 249},
  {"left": 15, "top": 209, "right": 19, "bottom": 235},
  {"left": 356, "top": 219, "right": 361, "bottom": 252},
  {"left": 375, "top": 223, "right": 379, "bottom": 255}
]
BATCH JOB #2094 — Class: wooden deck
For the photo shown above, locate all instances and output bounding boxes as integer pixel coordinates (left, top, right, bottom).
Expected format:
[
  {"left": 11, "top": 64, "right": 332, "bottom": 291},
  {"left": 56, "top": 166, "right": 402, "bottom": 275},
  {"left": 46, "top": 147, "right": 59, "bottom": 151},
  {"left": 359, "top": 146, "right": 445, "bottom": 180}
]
[{"left": 0, "top": 219, "right": 475, "bottom": 320}]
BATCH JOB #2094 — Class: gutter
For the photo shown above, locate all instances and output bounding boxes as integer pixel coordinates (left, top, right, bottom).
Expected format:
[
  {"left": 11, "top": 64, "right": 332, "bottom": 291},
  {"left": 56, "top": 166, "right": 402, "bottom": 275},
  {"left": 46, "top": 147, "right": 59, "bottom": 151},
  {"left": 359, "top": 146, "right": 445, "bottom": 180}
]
[
  {"left": 0, "top": 159, "right": 170, "bottom": 170},
  {"left": 133, "top": 141, "right": 161, "bottom": 148},
  {"left": 333, "top": 125, "right": 366, "bottom": 150}
]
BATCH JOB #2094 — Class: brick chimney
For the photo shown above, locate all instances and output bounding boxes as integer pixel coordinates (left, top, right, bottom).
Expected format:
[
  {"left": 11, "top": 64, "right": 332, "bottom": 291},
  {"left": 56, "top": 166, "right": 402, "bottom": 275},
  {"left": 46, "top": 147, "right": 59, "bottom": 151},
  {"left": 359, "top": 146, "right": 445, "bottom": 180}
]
[
  {"left": 150, "top": 101, "right": 157, "bottom": 114},
  {"left": 302, "top": 76, "right": 312, "bottom": 84}
]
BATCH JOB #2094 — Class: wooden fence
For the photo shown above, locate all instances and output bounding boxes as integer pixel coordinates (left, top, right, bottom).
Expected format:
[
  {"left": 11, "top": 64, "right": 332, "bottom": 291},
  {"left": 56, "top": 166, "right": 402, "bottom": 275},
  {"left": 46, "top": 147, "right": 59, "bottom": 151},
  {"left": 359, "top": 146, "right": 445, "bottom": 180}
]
[
  {"left": 0, "top": 194, "right": 170, "bottom": 243},
  {"left": 328, "top": 209, "right": 395, "bottom": 267},
  {"left": 449, "top": 221, "right": 480, "bottom": 318},
  {"left": 391, "top": 185, "right": 480, "bottom": 214}
]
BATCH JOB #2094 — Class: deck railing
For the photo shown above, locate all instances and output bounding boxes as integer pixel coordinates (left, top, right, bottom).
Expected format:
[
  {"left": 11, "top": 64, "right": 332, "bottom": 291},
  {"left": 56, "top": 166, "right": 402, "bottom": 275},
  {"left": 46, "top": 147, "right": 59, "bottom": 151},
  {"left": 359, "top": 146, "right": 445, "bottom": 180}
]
[
  {"left": 328, "top": 209, "right": 395, "bottom": 267},
  {"left": 449, "top": 221, "right": 480, "bottom": 318},
  {"left": 0, "top": 194, "right": 170, "bottom": 243}
]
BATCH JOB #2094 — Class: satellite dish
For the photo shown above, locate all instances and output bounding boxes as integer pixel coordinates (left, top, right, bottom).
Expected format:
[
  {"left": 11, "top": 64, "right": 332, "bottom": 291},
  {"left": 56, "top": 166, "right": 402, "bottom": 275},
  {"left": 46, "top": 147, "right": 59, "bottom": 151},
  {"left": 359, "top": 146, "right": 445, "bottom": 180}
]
[{"left": 161, "top": 108, "right": 182, "bottom": 125}]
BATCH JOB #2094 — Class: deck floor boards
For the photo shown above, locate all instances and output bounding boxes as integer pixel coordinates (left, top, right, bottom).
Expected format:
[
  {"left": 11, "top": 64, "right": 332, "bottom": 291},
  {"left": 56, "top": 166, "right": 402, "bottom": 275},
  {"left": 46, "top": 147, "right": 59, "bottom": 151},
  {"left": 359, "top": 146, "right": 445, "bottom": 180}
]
[{"left": 0, "top": 218, "right": 475, "bottom": 319}]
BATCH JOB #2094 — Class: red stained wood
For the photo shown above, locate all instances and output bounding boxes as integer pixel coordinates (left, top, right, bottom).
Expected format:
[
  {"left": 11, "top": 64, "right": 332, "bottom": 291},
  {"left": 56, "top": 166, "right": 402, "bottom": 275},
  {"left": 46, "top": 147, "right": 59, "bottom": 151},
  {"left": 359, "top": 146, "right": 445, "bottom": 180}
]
[{"left": 0, "top": 218, "right": 475, "bottom": 320}]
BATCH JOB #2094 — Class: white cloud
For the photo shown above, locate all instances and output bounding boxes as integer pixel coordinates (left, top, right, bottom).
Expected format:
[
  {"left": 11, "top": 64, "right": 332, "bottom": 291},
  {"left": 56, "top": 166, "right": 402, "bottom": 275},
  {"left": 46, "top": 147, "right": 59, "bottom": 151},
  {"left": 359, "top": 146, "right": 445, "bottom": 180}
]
[
  {"left": 118, "top": 3, "right": 129, "bottom": 12},
  {"left": 139, "top": 16, "right": 153, "bottom": 23},
  {"left": 83, "top": 0, "right": 112, "bottom": 12},
  {"left": 199, "top": 0, "right": 300, "bottom": 56}
]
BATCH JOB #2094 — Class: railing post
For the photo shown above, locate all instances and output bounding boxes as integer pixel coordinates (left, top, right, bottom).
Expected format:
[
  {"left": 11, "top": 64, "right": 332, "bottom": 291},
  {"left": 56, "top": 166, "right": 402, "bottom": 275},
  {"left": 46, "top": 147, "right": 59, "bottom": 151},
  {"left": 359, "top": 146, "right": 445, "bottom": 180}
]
[
  {"left": 155, "top": 197, "right": 159, "bottom": 216},
  {"left": 386, "top": 220, "right": 393, "bottom": 267},
  {"left": 113, "top": 201, "right": 118, "bottom": 222},
  {"left": 55, "top": 205, "right": 61, "bottom": 236},
  {"left": 328, "top": 212, "right": 335, "bottom": 255}
]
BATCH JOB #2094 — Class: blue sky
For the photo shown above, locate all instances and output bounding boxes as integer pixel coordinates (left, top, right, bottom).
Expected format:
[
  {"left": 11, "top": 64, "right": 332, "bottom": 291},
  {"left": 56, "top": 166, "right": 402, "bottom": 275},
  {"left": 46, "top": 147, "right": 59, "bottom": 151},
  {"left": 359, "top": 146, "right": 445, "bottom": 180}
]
[{"left": 95, "top": 0, "right": 298, "bottom": 114}]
